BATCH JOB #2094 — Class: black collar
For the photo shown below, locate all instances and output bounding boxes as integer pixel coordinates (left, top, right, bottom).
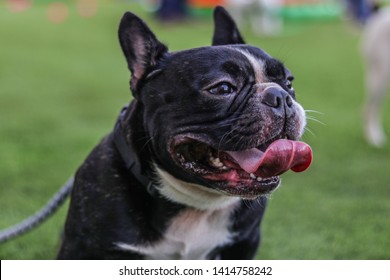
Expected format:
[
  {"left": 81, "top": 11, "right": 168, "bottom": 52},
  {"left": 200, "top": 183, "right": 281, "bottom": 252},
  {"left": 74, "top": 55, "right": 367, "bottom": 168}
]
[{"left": 113, "top": 106, "right": 156, "bottom": 194}]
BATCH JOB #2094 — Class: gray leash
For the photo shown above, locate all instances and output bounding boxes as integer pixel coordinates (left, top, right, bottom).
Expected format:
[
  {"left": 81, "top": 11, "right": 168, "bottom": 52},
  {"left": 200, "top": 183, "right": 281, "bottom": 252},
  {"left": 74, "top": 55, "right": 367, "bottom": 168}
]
[{"left": 0, "top": 177, "right": 74, "bottom": 244}]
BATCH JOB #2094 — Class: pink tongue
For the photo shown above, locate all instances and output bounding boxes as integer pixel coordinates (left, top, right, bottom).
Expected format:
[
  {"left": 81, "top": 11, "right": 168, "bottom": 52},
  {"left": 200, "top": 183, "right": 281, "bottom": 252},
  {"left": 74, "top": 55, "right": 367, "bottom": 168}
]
[{"left": 225, "top": 139, "right": 312, "bottom": 178}]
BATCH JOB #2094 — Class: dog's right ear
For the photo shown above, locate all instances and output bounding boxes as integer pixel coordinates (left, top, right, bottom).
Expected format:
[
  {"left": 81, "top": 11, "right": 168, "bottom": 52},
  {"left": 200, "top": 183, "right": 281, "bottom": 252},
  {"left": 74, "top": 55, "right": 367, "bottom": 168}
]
[{"left": 118, "top": 12, "right": 168, "bottom": 94}]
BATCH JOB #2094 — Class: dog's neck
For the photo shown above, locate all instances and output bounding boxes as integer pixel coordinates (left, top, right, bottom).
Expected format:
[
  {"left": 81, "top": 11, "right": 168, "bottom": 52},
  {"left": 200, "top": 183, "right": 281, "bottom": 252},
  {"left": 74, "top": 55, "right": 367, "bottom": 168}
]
[
  {"left": 155, "top": 167, "right": 240, "bottom": 210},
  {"left": 113, "top": 105, "right": 153, "bottom": 189}
]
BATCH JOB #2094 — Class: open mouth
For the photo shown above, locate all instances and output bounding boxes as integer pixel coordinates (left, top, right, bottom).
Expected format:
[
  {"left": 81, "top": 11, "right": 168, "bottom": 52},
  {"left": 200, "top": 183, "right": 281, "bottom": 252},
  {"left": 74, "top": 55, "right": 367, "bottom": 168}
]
[{"left": 170, "top": 135, "right": 312, "bottom": 197}]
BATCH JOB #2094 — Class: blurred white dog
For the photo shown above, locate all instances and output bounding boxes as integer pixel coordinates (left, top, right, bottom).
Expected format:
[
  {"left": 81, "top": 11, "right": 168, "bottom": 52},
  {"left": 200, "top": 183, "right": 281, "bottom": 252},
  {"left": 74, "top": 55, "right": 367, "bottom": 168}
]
[
  {"left": 225, "top": 0, "right": 283, "bottom": 35},
  {"left": 361, "top": 7, "right": 390, "bottom": 147}
]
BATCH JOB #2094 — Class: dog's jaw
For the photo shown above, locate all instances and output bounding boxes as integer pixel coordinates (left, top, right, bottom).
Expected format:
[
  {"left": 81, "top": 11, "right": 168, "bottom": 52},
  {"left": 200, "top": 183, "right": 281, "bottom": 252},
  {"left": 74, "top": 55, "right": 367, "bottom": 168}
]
[{"left": 155, "top": 165, "right": 241, "bottom": 210}]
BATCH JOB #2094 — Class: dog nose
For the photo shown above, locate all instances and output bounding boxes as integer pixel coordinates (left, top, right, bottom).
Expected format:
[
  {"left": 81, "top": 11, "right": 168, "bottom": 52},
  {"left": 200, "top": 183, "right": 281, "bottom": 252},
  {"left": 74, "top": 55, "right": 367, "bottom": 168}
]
[{"left": 261, "top": 87, "right": 293, "bottom": 109}]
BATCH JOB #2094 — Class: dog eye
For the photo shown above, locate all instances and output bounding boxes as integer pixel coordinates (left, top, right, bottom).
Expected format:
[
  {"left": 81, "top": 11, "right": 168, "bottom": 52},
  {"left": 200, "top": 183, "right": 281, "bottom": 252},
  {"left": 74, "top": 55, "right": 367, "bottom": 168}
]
[
  {"left": 208, "top": 83, "right": 236, "bottom": 95},
  {"left": 286, "top": 78, "right": 293, "bottom": 90}
]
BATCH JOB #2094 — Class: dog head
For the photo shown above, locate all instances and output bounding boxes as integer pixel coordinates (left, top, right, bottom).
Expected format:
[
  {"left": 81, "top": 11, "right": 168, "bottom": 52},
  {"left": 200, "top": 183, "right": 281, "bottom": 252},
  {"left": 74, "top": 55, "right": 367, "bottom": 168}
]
[{"left": 118, "top": 7, "right": 312, "bottom": 207}]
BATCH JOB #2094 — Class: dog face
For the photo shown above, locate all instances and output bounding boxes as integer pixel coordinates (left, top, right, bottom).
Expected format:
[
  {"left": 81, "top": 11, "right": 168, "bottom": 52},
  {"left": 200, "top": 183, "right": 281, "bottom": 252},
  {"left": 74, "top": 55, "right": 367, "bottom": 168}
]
[{"left": 118, "top": 7, "right": 312, "bottom": 201}]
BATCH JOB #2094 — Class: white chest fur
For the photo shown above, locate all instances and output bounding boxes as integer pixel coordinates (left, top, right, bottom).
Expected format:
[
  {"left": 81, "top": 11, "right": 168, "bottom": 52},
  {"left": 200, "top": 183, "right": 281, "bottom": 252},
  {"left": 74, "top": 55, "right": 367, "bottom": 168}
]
[
  {"left": 116, "top": 206, "right": 236, "bottom": 260},
  {"left": 116, "top": 167, "right": 240, "bottom": 259}
]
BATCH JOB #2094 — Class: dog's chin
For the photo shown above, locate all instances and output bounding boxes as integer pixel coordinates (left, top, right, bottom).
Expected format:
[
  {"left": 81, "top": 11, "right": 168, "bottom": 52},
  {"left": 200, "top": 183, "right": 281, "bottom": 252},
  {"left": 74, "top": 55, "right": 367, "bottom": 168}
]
[{"left": 168, "top": 135, "right": 284, "bottom": 198}]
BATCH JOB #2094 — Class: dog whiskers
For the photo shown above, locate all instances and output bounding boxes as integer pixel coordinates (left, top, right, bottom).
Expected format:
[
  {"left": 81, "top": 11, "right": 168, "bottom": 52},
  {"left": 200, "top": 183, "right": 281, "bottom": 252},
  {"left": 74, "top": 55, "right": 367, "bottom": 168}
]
[
  {"left": 305, "top": 109, "right": 325, "bottom": 127},
  {"left": 242, "top": 195, "right": 268, "bottom": 210},
  {"left": 303, "top": 126, "right": 316, "bottom": 137},
  {"left": 140, "top": 136, "right": 155, "bottom": 152},
  {"left": 306, "top": 116, "right": 326, "bottom": 126},
  {"left": 304, "top": 109, "right": 324, "bottom": 115},
  {"left": 218, "top": 125, "right": 246, "bottom": 151}
]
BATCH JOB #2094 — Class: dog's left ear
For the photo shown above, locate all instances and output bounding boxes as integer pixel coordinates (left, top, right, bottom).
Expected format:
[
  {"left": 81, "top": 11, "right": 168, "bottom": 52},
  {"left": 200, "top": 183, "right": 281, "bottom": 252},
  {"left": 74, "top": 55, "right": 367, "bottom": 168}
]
[
  {"left": 212, "top": 6, "right": 245, "bottom": 46},
  {"left": 118, "top": 12, "right": 168, "bottom": 94}
]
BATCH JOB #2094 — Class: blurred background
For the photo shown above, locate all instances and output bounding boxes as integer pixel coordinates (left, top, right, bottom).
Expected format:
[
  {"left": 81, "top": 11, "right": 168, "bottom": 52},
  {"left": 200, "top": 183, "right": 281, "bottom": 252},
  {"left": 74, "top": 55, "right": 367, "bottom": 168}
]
[{"left": 0, "top": 0, "right": 389, "bottom": 259}]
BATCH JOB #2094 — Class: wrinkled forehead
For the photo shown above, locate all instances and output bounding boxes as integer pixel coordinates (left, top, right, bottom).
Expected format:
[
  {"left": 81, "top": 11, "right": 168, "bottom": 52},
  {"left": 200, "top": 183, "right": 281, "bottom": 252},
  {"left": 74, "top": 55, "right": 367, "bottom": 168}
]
[
  {"left": 166, "top": 45, "right": 287, "bottom": 83},
  {"left": 231, "top": 45, "right": 288, "bottom": 82}
]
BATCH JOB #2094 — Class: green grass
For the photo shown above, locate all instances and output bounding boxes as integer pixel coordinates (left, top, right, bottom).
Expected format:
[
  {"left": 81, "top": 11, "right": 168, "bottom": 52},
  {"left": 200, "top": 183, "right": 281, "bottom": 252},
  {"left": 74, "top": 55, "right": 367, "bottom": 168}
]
[{"left": 1, "top": 2, "right": 389, "bottom": 259}]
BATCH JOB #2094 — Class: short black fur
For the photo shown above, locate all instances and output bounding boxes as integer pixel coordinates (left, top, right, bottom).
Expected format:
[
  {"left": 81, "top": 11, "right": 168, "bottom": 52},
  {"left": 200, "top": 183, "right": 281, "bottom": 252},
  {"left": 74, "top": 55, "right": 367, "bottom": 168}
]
[{"left": 58, "top": 6, "right": 304, "bottom": 259}]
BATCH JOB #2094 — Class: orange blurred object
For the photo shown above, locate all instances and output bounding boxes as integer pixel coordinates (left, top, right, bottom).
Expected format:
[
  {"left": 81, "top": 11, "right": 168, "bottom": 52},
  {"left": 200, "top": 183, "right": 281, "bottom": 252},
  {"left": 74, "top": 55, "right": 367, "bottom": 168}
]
[
  {"left": 5, "top": 0, "right": 32, "bottom": 13},
  {"left": 189, "top": 0, "right": 224, "bottom": 8},
  {"left": 76, "top": 0, "right": 98, "bottom": 18},
  {"left": 47, "top": 2, "right": 69, "bottom": 24}
]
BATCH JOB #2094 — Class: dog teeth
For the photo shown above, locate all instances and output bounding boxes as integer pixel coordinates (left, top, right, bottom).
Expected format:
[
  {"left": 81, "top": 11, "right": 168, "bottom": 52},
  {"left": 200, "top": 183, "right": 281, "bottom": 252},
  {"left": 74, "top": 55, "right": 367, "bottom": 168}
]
[
  {"left": 211, "top": 157, "right": 224, "bottom": 167},
  {"left": 249, "top": 172, "right": 264, "bottom": 181},
  {"left": 176, "top": 153, "right": 185, "bottom": 162},
  {"left": 209, "top": 155, "right": 226, "bottom": 169},
  {"left": 206, "top": 156, "right": 266, "bottom": 180}
]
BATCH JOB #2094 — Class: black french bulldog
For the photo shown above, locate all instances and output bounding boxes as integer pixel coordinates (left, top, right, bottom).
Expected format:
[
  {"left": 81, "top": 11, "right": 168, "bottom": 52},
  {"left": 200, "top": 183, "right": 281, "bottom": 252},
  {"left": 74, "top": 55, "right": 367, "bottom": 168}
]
[{"left": 57, "top": 6, "right": 312, "bottom": 260}]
